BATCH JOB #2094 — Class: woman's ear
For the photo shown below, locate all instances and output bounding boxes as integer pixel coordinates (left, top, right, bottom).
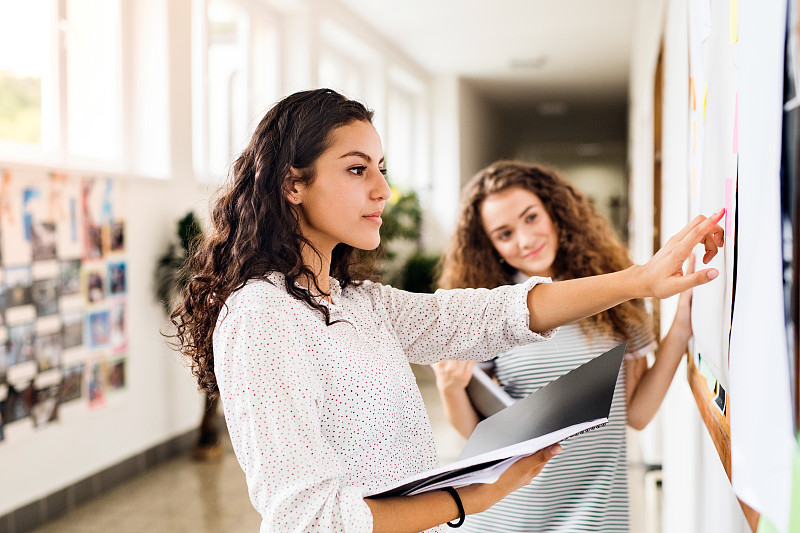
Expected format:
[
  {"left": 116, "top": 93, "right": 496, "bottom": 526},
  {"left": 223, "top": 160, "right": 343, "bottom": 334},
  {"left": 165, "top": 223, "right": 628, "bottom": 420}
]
[{"left": 285, "top": 168, "right": 304, "bottom": 205}]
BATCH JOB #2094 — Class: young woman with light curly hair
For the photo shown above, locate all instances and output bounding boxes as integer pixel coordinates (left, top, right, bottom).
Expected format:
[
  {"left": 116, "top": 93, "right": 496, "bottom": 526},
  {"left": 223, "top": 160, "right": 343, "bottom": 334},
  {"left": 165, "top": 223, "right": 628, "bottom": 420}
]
[{"left": 434, "top": 160, "right": 696, "bottom": 532}]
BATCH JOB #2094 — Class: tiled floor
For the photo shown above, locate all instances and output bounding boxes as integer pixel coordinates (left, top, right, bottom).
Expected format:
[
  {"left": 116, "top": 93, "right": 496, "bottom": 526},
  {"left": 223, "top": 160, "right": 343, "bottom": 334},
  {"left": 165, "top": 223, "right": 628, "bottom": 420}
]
[{"left": 30, "top": 366, "right": 660, "bottom": 532}]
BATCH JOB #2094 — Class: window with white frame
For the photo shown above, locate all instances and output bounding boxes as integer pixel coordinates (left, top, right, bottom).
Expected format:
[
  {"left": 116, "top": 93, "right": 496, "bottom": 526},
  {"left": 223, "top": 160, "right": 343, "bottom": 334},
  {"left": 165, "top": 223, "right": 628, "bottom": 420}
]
[
  {"left": 64, "top": 0, "right": 122, "bottom": 163},
  {"left": 385, "top": 67, "right": 429, "bottom": 193},
  {"left": 0, "top": 0, "right": 59, "bottom": 159},
  {"left": 317, "top": 20, "right": 382, "bottom": 112},
  {"left": 0, "top": 0, "right": 169, "bottom": 177},
  {"left": 193, "top": 0, "right": 281, "bottom": 182},
  {"left": 318, "top": 47, "right": 365, "bottom": 102}
]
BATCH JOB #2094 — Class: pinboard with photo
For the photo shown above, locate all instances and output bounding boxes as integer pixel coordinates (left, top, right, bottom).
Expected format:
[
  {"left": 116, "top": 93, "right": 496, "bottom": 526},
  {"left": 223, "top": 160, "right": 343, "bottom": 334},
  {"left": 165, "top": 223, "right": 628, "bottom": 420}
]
[{"left": 0, "top": 169, "right": 129, "bottom": 442}]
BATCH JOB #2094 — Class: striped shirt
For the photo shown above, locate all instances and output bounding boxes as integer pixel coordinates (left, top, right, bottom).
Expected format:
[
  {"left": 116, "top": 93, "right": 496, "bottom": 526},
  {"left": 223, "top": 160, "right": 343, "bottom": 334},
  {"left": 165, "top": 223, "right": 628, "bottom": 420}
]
[{"left": 461, "top": 321, "right": 656, "bottom": 533}]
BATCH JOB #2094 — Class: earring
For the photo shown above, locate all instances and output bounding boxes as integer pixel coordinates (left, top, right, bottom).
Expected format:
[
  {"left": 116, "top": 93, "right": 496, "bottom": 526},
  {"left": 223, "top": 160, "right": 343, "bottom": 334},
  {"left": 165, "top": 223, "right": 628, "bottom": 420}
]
[{"left": 499, "top": 258, "right": 505, "bottom": 264}]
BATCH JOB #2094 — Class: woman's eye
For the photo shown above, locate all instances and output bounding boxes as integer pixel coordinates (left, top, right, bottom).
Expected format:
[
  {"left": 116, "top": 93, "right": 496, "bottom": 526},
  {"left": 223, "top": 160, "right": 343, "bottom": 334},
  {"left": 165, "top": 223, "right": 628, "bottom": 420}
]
[
  {"left": 497, "top": 231, "right": 511, "bottom": 241},
  {"left": 349, "top": 166, "right": 367, "bottom": 176},
  {"left": 526, "top": 213, "right": 537, "bottom": 223},
  {"left": 379, "top": 168, "right": 388, "bottom": 176}
]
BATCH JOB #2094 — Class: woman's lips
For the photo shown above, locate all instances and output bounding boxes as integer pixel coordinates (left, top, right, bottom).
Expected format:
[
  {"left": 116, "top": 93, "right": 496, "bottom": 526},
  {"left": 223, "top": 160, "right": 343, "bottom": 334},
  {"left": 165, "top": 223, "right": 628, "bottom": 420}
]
[
  {"left": 523, "top": 242, "right": 546, "bottom": 258},
  {"left": 363, "top": 212, "right": 383, "bottom": 224}
]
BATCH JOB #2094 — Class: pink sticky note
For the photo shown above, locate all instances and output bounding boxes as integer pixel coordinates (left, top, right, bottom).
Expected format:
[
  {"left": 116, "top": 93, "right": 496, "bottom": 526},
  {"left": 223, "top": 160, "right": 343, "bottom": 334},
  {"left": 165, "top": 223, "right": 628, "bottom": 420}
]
[
  {"left": 732, "top": 93, "right": 739, "bottom": 153},
  {"left": 725, "top": 178, "right": 733, "bottom": 235}
]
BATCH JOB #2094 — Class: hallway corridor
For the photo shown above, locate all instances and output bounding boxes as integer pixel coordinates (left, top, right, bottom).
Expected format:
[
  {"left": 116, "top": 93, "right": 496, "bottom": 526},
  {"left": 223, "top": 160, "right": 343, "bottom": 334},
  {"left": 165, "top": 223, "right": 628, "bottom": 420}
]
[{"left": 27, "top": 370, "right": 658, "bottom": 533}]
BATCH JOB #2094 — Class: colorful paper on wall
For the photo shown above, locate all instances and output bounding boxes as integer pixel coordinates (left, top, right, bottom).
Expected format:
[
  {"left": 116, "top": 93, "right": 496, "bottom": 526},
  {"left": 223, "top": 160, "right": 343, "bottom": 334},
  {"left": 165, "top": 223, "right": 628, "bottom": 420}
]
[
  {"left": 733, "top": 93, "right": 739, "bottom": 153},
  {"left": 790, "top": 437, "right": 800, "bottom": 532},
  {"left": 725, "top": 178, "right": 733, "bottom": 236},
  {"left": 730, "top": 1, "right": 795, "bottom": 530},
  {"left": 730, "top": 0, "right": 738, "bottom": 44},
  {"left": 759, "top": 516, "right": 780, "bottom": 533}
]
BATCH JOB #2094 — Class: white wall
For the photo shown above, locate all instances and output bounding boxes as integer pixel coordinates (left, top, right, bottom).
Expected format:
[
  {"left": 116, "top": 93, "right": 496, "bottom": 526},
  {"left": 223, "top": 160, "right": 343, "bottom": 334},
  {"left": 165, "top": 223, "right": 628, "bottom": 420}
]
[
  {"left": 458, "top": 80, "right": 502, "bottom": 188},
  {"left": 423, "top": 76, "right": 462, "bottom": 252},
  {"left": 627, "top": 0, "right": 750, "bottom": 531},
  {"left": 0, "top": 0, "right": 211, "bottom": 514}
]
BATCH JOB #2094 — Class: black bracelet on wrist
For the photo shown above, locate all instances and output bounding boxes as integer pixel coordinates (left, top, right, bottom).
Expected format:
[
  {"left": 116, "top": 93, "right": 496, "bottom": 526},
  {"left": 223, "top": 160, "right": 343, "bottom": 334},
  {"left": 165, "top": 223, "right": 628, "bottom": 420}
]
[{"left": 441, "top": 486, "right": 465, "bottom": 528}]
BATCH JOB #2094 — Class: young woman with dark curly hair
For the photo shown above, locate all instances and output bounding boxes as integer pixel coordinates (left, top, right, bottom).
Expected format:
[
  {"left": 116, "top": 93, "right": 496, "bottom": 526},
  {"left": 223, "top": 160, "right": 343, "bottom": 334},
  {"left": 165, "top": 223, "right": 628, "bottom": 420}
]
[
  {"left": 433, "top": 160, "right": 696, "bottom": 532},
  {"left": 171, "top": 89, "right": 723, "bottom": 533}
]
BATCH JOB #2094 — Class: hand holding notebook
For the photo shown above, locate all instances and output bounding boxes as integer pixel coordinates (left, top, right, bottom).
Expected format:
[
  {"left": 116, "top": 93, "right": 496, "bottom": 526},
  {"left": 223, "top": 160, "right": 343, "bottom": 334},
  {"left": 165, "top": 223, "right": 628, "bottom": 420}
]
[{"left": 366, "top": 342, "right": 627, "bottom": 498}]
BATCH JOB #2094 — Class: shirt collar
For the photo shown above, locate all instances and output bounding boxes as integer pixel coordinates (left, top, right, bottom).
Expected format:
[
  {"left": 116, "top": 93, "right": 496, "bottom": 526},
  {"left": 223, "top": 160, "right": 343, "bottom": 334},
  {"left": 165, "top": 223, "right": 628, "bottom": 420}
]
[{"left": 265, "top": 271, "right": 342, "bottom": 306}]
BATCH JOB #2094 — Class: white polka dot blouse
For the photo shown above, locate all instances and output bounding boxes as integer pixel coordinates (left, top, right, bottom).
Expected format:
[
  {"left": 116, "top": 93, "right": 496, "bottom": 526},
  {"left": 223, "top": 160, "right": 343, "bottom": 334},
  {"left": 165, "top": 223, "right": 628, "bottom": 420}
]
[{"left": 213, "top": 272, "right": 554, "bottom": 532}]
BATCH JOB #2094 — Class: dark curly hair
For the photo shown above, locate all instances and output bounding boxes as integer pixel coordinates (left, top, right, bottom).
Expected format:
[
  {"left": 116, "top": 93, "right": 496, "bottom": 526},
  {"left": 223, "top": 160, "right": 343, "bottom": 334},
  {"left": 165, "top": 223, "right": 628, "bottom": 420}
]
[
  {"left": 171, "top": 89, "right": 377, "bottom": 396},
  {"left": 438, "top": 160, "right": 649, "bottom": 342}
]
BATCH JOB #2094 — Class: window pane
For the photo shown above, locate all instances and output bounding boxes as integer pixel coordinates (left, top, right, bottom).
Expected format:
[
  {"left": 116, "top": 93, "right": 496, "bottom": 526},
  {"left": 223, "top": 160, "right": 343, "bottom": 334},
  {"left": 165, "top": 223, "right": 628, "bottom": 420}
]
[
  {"left": 318, "top": 49, "right": 365, "bottom": 102},
  {"left": 0, "top": 0, "right": 52, "bottom": 145},
  {"left": 251, "top": 20, "right": 279, "bottom": 119},
  {"left": 387, "top": 90, "right": 414, "bottom": 189},
  {"left": 318, "top": 52, "right": 343, "bottom": 93},
  {"left": 65, "top": 0, "right": 122, "bottom": 160},
  {"left": 207, "top": 0, "right": 249, "bottom": 177}
]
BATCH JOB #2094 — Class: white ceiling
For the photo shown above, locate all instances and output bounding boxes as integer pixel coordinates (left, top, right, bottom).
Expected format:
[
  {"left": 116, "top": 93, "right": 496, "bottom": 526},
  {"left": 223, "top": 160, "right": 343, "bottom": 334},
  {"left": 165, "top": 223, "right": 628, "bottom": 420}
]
[{"left": 337, "top": 0, "right": 639, "bottom": 107}]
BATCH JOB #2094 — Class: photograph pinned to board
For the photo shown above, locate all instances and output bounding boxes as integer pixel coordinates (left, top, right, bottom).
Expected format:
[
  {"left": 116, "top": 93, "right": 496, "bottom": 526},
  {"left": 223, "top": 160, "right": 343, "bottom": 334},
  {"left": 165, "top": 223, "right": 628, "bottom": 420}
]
[
  {"left": 87, "top": 358, "right": 106, "bottom": 408},
  {"left": 32, "top": 381, "right": 60, "bottom": 428},
  {"left": 4, "top": 381, "right": 34, "bottom": 425},
  {"left": 35, "top": 332, "right": 61, "bottom": 372},
  {"left": 108, "top": 262, "right": 125, "bottom": 296},
  {"left": 110, "top": 303, "right": 126, "bottom": 353},
  {"left": 32, "top": 278, "right": 59, "bottom": 318},
  {"left": 107, "top": 357, "right": 125, "bottom": 392},
  {"left": 7, "top": 323, "right": 35, "bottom": 366},
  {"left": 104, "top": 221, "right": 125, "bottom": 255},
  {"left": 61, "top": 311, "right": 83, "bottom": 350},
  {"left": 81, "top": 180, "right": 104, "bottom": 261},
  {"left": 61, "top": 363, "right": 83, "bottom": 403},
  {"left": 82, "top": 264, "right": 105, "bottom": 305},
  {"left": 0, "top": 173, "right": 31, "bottom": 265},
  {"left": 31, "top": 222, "right": 56, "bottom": 262},
  {"left": 5, "top": 265, "right": 33, "bottom": 309},
  {"left": 86, "top": 310, "right": 110, "bottom": 350},
  {"left": 58, "top": 259, "right": 81, "bottom": 298},
  {"left": 51, "top": 174, "right": 83, "bottom": 259}
]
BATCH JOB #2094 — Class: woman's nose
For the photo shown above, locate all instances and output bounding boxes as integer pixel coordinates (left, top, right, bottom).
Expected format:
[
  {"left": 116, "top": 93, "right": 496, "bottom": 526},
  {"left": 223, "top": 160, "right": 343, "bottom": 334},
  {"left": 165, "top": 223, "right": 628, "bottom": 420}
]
[
  {"left": 518, "top": 227, "right": 536, "bottom": 249},
  {"left": 373, "top": 172, "right": 391, "bottom": 200}
]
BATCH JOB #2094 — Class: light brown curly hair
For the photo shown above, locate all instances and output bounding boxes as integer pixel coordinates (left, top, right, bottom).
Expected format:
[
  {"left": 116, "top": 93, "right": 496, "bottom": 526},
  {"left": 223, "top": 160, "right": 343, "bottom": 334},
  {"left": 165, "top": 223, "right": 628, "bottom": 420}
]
[{"left": 438, "top": 160, "right": 649, "bottom": 342}]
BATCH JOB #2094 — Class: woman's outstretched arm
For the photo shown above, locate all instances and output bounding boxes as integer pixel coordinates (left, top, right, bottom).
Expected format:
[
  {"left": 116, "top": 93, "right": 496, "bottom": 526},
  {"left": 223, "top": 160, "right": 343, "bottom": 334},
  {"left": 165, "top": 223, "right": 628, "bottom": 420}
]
[
  {"left": 526, "top": 210, "right": 725, "bottom": 333},
  {"left": 626, "top": 255, "right": 696, "bottom": 429}
]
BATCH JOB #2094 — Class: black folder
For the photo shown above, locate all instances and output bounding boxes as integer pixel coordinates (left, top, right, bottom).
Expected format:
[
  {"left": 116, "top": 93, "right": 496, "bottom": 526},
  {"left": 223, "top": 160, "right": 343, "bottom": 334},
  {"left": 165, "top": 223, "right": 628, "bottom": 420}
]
[{"left": 366, "top": 342, "right": 626, "bottom": 498}]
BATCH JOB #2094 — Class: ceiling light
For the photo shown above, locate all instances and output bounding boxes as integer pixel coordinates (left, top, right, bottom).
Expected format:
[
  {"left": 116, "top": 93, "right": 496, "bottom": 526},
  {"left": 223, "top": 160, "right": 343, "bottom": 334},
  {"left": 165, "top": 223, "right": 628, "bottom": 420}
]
[
  {"left": 576, "top": 143, "right": 602, "bottom": 157},
  {"left": 536, "top": 102, "right": 568, "bottom": 116},
  {"left": 509, "top": 55, "right": 548, "bottom": 70}
]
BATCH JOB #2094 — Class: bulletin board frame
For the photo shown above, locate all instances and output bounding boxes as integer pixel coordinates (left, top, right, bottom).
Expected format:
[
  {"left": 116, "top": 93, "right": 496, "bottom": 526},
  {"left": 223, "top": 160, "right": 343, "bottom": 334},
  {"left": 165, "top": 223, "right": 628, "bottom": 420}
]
[{"left": 686, "top": 358, "right": 760, "bottom": 531}]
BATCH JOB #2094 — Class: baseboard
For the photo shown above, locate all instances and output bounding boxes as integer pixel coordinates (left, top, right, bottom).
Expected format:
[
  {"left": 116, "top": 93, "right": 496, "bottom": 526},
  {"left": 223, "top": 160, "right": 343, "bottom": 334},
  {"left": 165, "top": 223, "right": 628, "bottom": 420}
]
[{"left": 0, "top": 429, "right": 198, "bottom": 533}]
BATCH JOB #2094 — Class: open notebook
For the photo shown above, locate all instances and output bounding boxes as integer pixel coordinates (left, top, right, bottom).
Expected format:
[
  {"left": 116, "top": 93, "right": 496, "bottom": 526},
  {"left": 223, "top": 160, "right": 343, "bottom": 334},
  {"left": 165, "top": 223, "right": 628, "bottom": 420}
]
[{"left": 366, "top": 342, "right": 626, "bottom": 498}]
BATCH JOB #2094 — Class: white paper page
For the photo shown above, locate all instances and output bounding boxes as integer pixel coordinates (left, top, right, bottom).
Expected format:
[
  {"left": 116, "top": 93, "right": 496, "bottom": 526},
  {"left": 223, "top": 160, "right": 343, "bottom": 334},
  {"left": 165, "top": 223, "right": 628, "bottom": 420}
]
[
  {"left": 365, "top": 419, "right": 605, "bottom": 497},
  {"left": 407, "top": 457, "right": 520, "bottom": 496},
  {"left": 731, "top": 1, "right": 795, "bottom": 531},
  {"left": 688, "top": 0, "right": 738, "bottom": 392}
]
